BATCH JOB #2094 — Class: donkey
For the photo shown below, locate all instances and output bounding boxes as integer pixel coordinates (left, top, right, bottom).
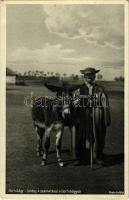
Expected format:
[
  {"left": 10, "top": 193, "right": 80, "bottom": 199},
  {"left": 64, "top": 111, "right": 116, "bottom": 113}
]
[{"left": 32, "top": 82, "right": 80, "bottom": 167}]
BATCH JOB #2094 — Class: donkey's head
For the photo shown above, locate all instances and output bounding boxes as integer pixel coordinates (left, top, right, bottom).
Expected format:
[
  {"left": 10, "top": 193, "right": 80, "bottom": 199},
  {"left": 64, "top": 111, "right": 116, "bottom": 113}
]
[
  {"left": 45, "top": 81, "right": 79, "bottom": 120},
  {"left": 56, "top": 91, "right": 72, "bottom": 120}
]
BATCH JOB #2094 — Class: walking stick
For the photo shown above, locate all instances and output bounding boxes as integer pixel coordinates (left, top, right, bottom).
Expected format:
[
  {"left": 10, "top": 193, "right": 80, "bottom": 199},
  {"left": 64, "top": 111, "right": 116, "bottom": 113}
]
[
  {"left": 90, "top": 104, "right": 96, "bottom": 169},
  {"left": 90, "top": 131, "right": 93, "bottom": 169}
]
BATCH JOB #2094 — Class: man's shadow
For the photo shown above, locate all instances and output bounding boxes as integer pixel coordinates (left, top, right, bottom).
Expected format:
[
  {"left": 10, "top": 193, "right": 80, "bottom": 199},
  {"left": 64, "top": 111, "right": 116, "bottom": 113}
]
[
  {"left": 82, "top": 150, "right": 124, "bottom": 167},
  {"left": 102, "top": 153, "right": 124, "bottom": 166}
]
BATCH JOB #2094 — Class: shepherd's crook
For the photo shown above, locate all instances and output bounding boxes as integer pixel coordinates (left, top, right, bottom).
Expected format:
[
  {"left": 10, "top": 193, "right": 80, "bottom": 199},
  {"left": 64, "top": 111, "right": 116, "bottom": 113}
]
[
  {"left": 90, "top": 136, "right": 93, "bottom": 169},
  {"left": 90, "top": 106, "right": 95, "bottom": 169}
]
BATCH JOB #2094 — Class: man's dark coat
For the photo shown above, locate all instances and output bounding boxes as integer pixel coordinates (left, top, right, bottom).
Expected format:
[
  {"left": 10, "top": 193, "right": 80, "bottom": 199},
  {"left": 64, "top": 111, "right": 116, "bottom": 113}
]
[{"left": 74, "top": 83, "right": 111, "bottom": 160}]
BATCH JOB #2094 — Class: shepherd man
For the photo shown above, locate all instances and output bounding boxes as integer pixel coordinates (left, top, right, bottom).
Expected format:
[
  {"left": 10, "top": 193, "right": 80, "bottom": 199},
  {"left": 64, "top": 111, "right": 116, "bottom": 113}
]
[{"left": 73, "top": 67, "right": 111, "bottom": 166}]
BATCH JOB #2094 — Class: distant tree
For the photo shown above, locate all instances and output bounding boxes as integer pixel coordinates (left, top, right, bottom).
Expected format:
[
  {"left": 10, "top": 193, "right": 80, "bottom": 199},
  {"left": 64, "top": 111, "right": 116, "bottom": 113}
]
[
  {"left": 39, "top": 71, "right": 43, "bottom": 77},
  {"left": 80, "top": 74, "right": 84, "bottom": 79},
  {"left": 18, "top": 72, "right": 22, "bottom": 77},
  {"left": 55, "top": 73, "right": 60, "bottom": 77},
  {"left": 50, "top": 72, "right": 54, "bottom": 76},
  {"left": 30, "top": 71, "right": 33, "bottom": 77},
  {"left": 119, "top": 76, "right": 124, "bottom": 81},
  {"left": 97, "top": 74, "right": 103, "bottom": 80},
  {"left": 24, "top": 72, "right": 27, "bottom": 76},
  {"left": 35, "top": 70, "right": 41, "bottom": 77},
  {"left": 28, "top": 71, "right": 31, "bottom": 77},
  {"left": 32, "top": 71, "right": 35, "bottom": 77},
  {"left": 63, "top": 73, "right": 67, "bottom": 78},
  {"left": 70, "top": 74, "right": 75, "bottom": 79},
  {"left": 47, "top": 72, "right": 50, "bottom": 76},
  {"left": 73, "top": 75, "right": 79, "bottom": 80},
  {"left": 114, "top": 76, "right": 124, "bottom": 82}
]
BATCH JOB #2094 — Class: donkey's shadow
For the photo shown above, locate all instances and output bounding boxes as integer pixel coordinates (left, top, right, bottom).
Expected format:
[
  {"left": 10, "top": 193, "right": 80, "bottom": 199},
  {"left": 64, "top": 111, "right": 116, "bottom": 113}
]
[{"left": 45, "top": 149, "right": 124, "bottom": 167}]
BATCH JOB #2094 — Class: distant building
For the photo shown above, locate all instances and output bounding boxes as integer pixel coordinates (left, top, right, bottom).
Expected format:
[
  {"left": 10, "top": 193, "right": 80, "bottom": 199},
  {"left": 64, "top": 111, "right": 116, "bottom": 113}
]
[{"left": 6, "top": 67, "right": 17, "bottom": 84}]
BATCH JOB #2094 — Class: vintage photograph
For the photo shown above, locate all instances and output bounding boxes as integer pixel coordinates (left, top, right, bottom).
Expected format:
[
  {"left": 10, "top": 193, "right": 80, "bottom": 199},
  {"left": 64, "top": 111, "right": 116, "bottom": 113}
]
[{"left": 0, "top": 0, "right": 128, "bottom": 198}]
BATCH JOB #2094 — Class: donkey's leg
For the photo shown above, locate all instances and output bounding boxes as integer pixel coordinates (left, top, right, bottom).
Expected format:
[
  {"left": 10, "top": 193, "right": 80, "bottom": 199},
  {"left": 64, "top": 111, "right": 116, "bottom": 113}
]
[
  {"left": 55, "top": 124, "right": 64, "bottom": 167},
  {"left": 41, "top": 127, "right": 51, "bottom": 166},
  {"left": 35, "top": 126, "right": 45, "bottom": 157}
]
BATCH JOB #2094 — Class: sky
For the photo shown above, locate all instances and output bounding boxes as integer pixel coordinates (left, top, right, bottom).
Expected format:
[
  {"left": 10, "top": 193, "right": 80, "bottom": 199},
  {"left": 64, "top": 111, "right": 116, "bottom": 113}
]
[{"left": 7, "top": 4, "right": 124, "bottom": 80}]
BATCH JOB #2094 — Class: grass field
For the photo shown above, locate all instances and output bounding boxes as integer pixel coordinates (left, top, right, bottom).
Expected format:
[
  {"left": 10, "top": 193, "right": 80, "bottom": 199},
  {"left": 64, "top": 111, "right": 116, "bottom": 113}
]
[{"left": 6, "top": 83, "right": 124, "bottom": 194}]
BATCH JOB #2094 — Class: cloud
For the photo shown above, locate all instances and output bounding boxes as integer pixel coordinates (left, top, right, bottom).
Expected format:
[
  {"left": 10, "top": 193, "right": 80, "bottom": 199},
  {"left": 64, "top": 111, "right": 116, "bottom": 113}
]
[
  {"left": 7, "top": 41, "right": 123, "bottom": 77},
  {"left": 43, "top": 5, "right": 124, "bottom": 49},
  {"left": 7, "top": 43, "right": 92, "bottom": 65},
  {"left": 6, "top": 5, "right": 124, "bottom": 80},
  {"left": 7, "top": 41, "right": 124, "bottom": 80}
]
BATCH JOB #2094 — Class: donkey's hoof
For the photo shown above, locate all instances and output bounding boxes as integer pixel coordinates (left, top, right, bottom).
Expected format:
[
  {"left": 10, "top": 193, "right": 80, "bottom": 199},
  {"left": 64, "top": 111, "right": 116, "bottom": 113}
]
[
  {"left": 59, "top": 162, "right": 64, "bottom": 167},
  {"left": 37, "top": 151, "right": 43, "bottom": 157},
  {"left": 41, "top": 159, "right": 46, "bottom": 166},
  {"left": 58, "top": 159, "right": 64, "bottom": 167},
  {"left": 37, "top": 152, "right": 40, "bottom": 157}
]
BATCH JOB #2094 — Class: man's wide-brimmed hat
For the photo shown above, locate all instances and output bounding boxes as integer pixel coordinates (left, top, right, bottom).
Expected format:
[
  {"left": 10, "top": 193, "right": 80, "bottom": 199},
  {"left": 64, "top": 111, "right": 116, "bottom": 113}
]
[{"left": 80, "top": 67, "right": 100, "bottom": 75}]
